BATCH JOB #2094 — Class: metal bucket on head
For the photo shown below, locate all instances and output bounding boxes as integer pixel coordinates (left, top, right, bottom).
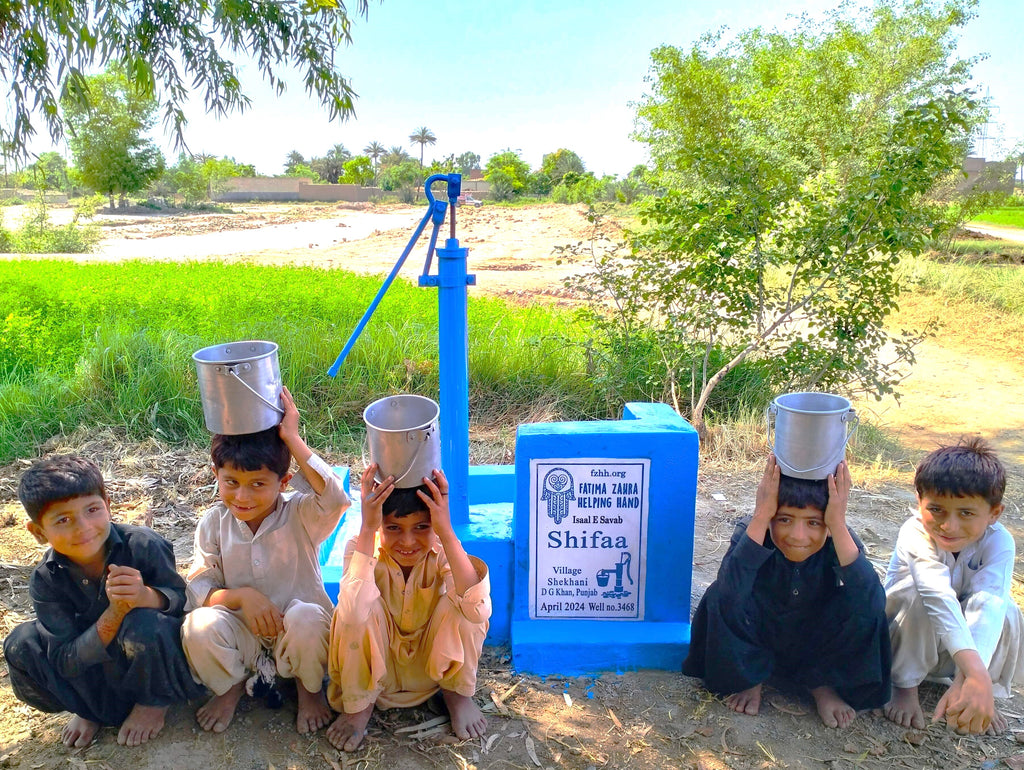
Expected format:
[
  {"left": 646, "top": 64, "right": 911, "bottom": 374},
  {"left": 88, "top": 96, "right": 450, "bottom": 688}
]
[
  {"left": 363, "top": 394, "right": 441, "bottom": 488},
  {"left": 193, "top": 341, "right": 284, "bottom": 435},
  {"left": 766, "top": 392, "right": 859, "bottom": 480}
]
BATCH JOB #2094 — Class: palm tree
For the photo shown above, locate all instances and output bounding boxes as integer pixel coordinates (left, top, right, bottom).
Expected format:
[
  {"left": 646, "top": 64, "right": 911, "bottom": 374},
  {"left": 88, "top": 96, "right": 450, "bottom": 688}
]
[
  {"left": 328, "top": 143, "right": 351, "bottom": 162},
  {"left": 383, "top": 145, "right": 411, "bottom": 167},
  {"left": 363, "top": 140, "right": 385, "bottom": 182},
  {"left": 409, "top": 126, "right": 436, "bottom": 167}
]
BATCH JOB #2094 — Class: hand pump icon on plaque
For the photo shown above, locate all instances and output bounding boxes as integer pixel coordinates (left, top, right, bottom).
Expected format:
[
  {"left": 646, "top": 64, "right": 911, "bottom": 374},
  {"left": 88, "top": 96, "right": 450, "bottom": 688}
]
[{"left": 597, "top": 552, "right": 633, "bottom": 599}]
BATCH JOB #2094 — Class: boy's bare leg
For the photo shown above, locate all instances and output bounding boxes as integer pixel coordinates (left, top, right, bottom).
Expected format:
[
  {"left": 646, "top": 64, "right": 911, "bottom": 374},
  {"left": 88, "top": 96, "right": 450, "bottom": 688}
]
[
  {"left": 295, "top": 680, "right": 332, "bottom": 734},
  {"left": 441, "top": 689, "right": 487, "bottom": 740},
  {"left": 196, "top": 681, "right": 245, "bottom": 733},
  {"left": 326, "top": 703, "right": 374, "bottom": 752},
  {"left": 725, "top": 683, "right": 762, "bottom": 715},
  {"left": 62, "top": 714, "right": 100, "bottom": 748},
  {"left": 810, "top": 686, "right": 855, "bottom": 728},
  {"left": 117, "top": 704, "right": 168, "bottom": 746},
  {"left": 883, "top": 685, "right": 926, "bottom": 729}
]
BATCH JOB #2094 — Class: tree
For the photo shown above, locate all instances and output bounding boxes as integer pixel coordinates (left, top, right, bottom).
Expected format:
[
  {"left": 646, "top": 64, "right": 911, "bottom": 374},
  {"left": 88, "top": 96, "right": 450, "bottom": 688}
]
[
  {"left": 456, "top": 152, "right": 481, "bottom": 176},
  {"left": 409, "top": 127, "right": 437, "bottom": 167},
  {"left": 541, "top": 149, "right": 586, "bottom": 186},
  {"left": 341, "top": 156, "right": 375, "bottom": 186},
  {"left": 26, "top": 152, "right": 70, "bottom": 191},
  {"left": 382, "top": 146, "right": 412, "bottom": 167},
  {"left": 284, "top": 150, "right": 307, "bottom": 174},
  {"left": 1, "top": 0, "right": 371, "bottom": 158},
  {"left": 484, "top": 150, "right": 531, "bottom": 201},
  {"left": 61, "top": 68, "right": 165, "bottom": 208},
  {"left": 363, "top": 141, "right": 385, "bottom": 181},
  {"left": 311, "top": 144, "right": 351, "bottom": 184},
  {"left": 571, "top": 0, "right": 984, "bottom": 437}
]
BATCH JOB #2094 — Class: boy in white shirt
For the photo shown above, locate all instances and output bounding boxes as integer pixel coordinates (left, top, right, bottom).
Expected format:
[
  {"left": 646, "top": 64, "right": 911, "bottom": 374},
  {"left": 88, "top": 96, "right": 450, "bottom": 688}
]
[
  {"left": 884, "top": 437, "right": 1024, "bottom": 735},
  {"left": 182, "top": 387, "right": 350, "bottom": 735}
]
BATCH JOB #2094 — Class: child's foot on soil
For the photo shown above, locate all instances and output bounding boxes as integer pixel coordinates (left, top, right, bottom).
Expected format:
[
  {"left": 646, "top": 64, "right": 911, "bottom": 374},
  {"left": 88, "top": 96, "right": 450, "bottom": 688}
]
[
  {"left": 726, "top": 684, "right": 762, "bottom": 715},
  {"left": 196, "top": 681, "right": 245, "bottom": 733},
  {"left": 987, "top": 709, "right": 1009, "bottom": 735},
  {"left": 117, "top": 704, "right": 168, "bottom": 746},
  {"left": 295, "top": 681, "right": 332, "bottom": 734},
  {"left": 883, "top": 685, "right": 926, "bottom": 729},
  {"left": 441, "top": 689, "right": 487, "bottom": 740},
  {"left": 61, "top": 715, "right": 100, "bottom": 748},
  {"left": 810, "top": 686, "right": 855, "bottom": 728},
  {"left": 326, "top": 703, "right": 374, "bottom": 751}
]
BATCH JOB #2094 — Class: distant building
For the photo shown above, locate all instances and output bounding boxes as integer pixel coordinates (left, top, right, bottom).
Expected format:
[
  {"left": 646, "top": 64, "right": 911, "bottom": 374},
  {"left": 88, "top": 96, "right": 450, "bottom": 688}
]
[{"left": 960, "top": 157, "right": 1015, "bottom": 194}]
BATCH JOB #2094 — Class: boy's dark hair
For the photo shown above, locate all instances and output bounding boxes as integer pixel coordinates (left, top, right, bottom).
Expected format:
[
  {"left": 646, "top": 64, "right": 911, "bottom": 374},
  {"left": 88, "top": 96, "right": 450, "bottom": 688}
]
[
  {"left": 382, "top": 484, "right": 431, "bottom": 519},
  {"left": 777, "top": 473, "right": 829, "bottom": 513},
  {"left": 18, "top": 455, "right": 107, "bottom": 523},
  {"left": 211, "top": 426, "right": 291, "bottom": 477},
  {"left": 915, "top": 436, "right": 1005, "bottom": 507}
]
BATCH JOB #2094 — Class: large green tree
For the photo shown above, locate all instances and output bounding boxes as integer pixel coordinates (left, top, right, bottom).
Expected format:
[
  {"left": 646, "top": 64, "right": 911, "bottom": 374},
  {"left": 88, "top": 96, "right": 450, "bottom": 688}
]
[
  {"left": 62, "top": 68, "right": 165, "bottom": 208},
  {"left": 572, "top": 0, "right": 984, "bottom": 436},
  {"left": 1, "top": 0, "right": 372, "bottom": 157},
  {"left": 541, "top": 148, "right": 586, "bottom": 186},
  {"left": 484, "top": 150, "right": 531, "bottom": 201}
]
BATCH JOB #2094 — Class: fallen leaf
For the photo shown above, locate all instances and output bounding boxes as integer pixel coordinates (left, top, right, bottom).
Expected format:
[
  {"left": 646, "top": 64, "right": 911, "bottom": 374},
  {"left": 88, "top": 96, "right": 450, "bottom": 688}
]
[
  {"left": 608, "top": 707, "right": 623, "bottom": 730},
  {"left": 904, "top": 730, "right": 927, "bottom": 746},
  {"left": 1004, "top": 753, "right": 1024, "bottom": 770},
  {"left": 321, "top": 751, "right": 341, "bottom": 770},
  {"left": 563, "top": 692, "right": 573, "bottom": 707},
  {"left": 483, "top": 733, "right": 500, "bottom": 753},
  {"left": 525, "top": 735, "right": 541, "bottom": 767},
  {"left": 843, "top": 743, "right": 859, "bottom": 754},
  {"left": 768, "top": 696, "right": 807, "bottom": 716},
  {"left": 1015, "top": 732, "right": 1024, "bottom": 744},
  {"left": 489, "top": 691, "right": 511, "bottom": 716},
  {"left": 695, "top": 725, "right": 714, "bottom": 737}
]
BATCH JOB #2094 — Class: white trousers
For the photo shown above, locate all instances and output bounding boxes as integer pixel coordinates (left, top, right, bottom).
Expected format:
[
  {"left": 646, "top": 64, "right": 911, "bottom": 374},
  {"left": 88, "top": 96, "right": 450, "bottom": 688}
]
[{"left": 182, "top": 600, "right": 331, "bottom": 695}]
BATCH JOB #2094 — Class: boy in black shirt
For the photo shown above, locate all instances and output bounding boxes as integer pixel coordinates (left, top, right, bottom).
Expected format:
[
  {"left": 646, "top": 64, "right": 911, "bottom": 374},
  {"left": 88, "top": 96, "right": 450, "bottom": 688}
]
[
  {"left": 683, "top": 456, "right": 891, "bottom": 727},
  {"left": 4, "top": 455, "right": 203, "bottom": 747}
]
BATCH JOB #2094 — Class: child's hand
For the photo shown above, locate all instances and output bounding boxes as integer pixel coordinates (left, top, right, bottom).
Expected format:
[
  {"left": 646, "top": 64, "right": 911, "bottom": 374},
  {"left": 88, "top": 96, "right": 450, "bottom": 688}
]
[
  {"left": 418, "top": 469, "right": 454, "bottom": 539},
  {"left": 105, "top": 565, "right": 146, "bottom": 611},
  {"left": 237, "top": 587, "right": 284, "bottom": 639},
  {"left": 278, "top": 386, "right": 301, "bottom": 443},
  {"left": 359, "top": 463, "right": 394, "bottom": 533},
  {"left": 824, "top": 461, "right": 851, "bottom": 535},
  {"left": 935, "top": 671, "right": 995, "bottom": 734},
  {"left": 753, "top": 454, "right": 780, "bottom": 523}
]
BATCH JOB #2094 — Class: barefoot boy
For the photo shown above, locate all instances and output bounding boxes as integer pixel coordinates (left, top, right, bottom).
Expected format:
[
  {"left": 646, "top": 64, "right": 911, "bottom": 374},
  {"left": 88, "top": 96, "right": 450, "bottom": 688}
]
[
  {"left": 182, "top": 387, "right": 350, "bottom": 734},
  {"left": 683, "top": 456, "right": 891, "bottom": 727},
  {"left": 4, "top": 455, "right": 204, "bottom": 748},
  {"left": 325, "top": 465, "right": 490, "bottom": 751},
  {"left": 883, "top": 437, "right": 1024, "bottom": 735}
]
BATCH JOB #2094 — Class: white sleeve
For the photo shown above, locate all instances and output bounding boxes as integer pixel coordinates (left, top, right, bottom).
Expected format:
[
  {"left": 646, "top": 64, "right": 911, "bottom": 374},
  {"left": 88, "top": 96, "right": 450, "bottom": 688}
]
[
  {"left": 291, "top": 453, "right": 351, "bottom": 544},
  {"left": 185, "top": 510, "right": 225, "bottom": 610},
  {"left": 963, "top": 527, "right": 1016, "bottom": 667}
]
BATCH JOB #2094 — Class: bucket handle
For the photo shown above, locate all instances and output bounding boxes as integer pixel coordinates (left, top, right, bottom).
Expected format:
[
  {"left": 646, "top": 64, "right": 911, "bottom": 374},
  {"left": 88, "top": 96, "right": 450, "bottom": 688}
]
[
  {"left": 363, "top": 426, "right": 436, "bottom": 488},
  {"left": 221, "top": 366, "right": 285, "bottom": 416},
  {"left": 765, "top": 405, "right": 859, "bottom": 475}
]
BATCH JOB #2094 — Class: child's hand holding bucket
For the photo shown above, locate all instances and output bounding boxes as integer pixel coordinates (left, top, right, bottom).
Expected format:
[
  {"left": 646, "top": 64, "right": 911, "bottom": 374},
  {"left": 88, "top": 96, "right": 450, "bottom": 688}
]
[
  {"left": 277, "top": 386, "right": 301, "bottom": 443},
  {"left": 824, "top": 461, "right": 852, "bottom": 535},
  {"left": 753, "top": 455, "right": 780, "bottom": 525},
  {"left": 359, "top": 464, "right": 394, "bottom": 533},
  {"left": 418, "top": 469, "right": 453, "bottom": 539}
]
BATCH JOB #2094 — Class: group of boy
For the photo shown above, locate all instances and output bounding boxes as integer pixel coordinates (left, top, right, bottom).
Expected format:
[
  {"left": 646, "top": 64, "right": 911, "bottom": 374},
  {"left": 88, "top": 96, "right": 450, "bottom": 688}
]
[
  {"left": 3, "top": 383, "right": 1022, "bottom": 750},
  {"left": 685, "top": 439, "right": 1022, "bottom": 736},
  {"left": 3, "top": 387, "right": 489, "bottom": 750}
]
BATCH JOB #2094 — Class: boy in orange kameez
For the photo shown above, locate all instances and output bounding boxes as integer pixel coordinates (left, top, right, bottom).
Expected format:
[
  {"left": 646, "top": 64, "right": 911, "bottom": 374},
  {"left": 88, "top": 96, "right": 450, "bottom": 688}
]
[{"left": 325, "top": 465, "right": 491, "bottom": 751}]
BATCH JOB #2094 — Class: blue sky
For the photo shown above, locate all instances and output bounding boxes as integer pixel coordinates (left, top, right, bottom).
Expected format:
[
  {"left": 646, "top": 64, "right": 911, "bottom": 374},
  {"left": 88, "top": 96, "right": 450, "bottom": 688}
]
[{"left": 35, "top": 0, "right": 1024, "bottom": 177}]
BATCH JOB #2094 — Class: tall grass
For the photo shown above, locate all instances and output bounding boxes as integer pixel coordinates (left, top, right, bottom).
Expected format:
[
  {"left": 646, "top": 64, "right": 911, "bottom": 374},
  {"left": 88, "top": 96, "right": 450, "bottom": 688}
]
[
  {"left": 898, "top": 253, "right": 1024, "bottom": 316},
  {"left": 970, "top": 207, "right": 1024, "bottom": 229},
  {"left": 0, "top": 260, "right": 605, "bottom": 462}
]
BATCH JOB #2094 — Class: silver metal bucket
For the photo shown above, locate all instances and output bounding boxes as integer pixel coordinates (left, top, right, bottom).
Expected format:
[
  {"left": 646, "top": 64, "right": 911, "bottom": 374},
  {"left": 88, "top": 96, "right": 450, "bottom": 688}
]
[
  {"left": 193, "top": 341, "right": 284, "bottom": 435},
  {"left": 767, "top": 392, "right": 859, "bottom": 480},
  {"left": 363, "top": 394, "right": 441, "bottom": 488}
]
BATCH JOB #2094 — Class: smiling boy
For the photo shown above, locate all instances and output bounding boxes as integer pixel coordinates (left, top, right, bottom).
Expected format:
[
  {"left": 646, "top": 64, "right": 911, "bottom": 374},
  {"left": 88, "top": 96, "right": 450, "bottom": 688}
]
[
  {"left": 683, "top": 456, "right": 891, "bottom": 728},
  {"left": 4, "top": 455, "right": 203, "bottom": 748},
  {"left": 181, "top": 386, "right": 350, "bottom": 735},
  {"left": 325, "top": 464, "right": 491, "bottom": 752},
  {"left": 883, "top": 438, "right": 1024, "bottom": 735}
]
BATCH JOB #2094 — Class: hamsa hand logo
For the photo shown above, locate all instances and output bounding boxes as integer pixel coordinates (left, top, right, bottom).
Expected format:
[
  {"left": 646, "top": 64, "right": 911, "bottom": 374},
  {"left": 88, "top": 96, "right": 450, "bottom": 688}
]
[{"left": 541, "top": 467, "right": 575, "bottom": 525}]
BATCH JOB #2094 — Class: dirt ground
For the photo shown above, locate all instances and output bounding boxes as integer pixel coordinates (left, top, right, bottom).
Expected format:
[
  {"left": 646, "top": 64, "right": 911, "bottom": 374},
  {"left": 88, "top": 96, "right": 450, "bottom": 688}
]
[{"left": 1, "top": 201, "right": 1023, "bottom": 769}]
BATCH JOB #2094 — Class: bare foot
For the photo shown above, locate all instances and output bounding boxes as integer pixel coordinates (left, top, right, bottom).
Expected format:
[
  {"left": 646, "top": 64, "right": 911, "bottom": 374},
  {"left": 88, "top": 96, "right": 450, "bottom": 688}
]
[
  {"left": 810, "top": 686, "right": 856, "bottom": 728},
  {"left": 441, "top": 689, "right": 487, "bottom": 740},
  {"left": 61, "top": 714, "right": 100, "bottom": 748},
  {"left": 295, "top": 681, "right": 332, "bottom": 734},
  {"left": 883, "top": 685, "right": 926, "bottom": 729},
  {"left": 117, "top": 704, "right": 168, "bottom": 747},
  {"left": 326, "top": 703, "right": 374, "bottom": 752},
  {"left": 196, "top": 681, "right": 245, "bottom": 733},
  {"left": 725, "top": 684, "right": 762, "bottom": 715},
  {"left": 985, "top": 709, "right": 1008, "bottom": 735}
]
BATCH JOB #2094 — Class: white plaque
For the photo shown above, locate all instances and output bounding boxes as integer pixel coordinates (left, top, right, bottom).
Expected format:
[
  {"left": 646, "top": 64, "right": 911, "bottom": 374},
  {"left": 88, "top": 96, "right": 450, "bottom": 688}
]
[{"left": 528, "top": 458, "right": 649, "bottom": 620}]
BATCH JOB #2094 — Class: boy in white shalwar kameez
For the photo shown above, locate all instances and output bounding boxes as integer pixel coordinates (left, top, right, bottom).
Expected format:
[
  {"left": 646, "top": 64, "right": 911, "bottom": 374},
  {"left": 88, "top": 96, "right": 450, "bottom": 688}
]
[{"left": 884, "top": 437, "right": 1024, "bottom": 735}]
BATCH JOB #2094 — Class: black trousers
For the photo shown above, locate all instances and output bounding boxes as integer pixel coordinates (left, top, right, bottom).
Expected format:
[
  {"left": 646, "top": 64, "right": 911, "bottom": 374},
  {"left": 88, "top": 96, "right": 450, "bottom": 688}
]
[{"left": 4, "top": 609, "right": 207, "bottom": 725}]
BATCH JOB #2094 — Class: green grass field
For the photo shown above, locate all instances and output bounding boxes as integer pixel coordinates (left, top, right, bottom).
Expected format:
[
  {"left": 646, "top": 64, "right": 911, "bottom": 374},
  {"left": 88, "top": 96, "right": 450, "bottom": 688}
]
[{"left": 969, "top": 207, "right": 1024, "bottom": 229}]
